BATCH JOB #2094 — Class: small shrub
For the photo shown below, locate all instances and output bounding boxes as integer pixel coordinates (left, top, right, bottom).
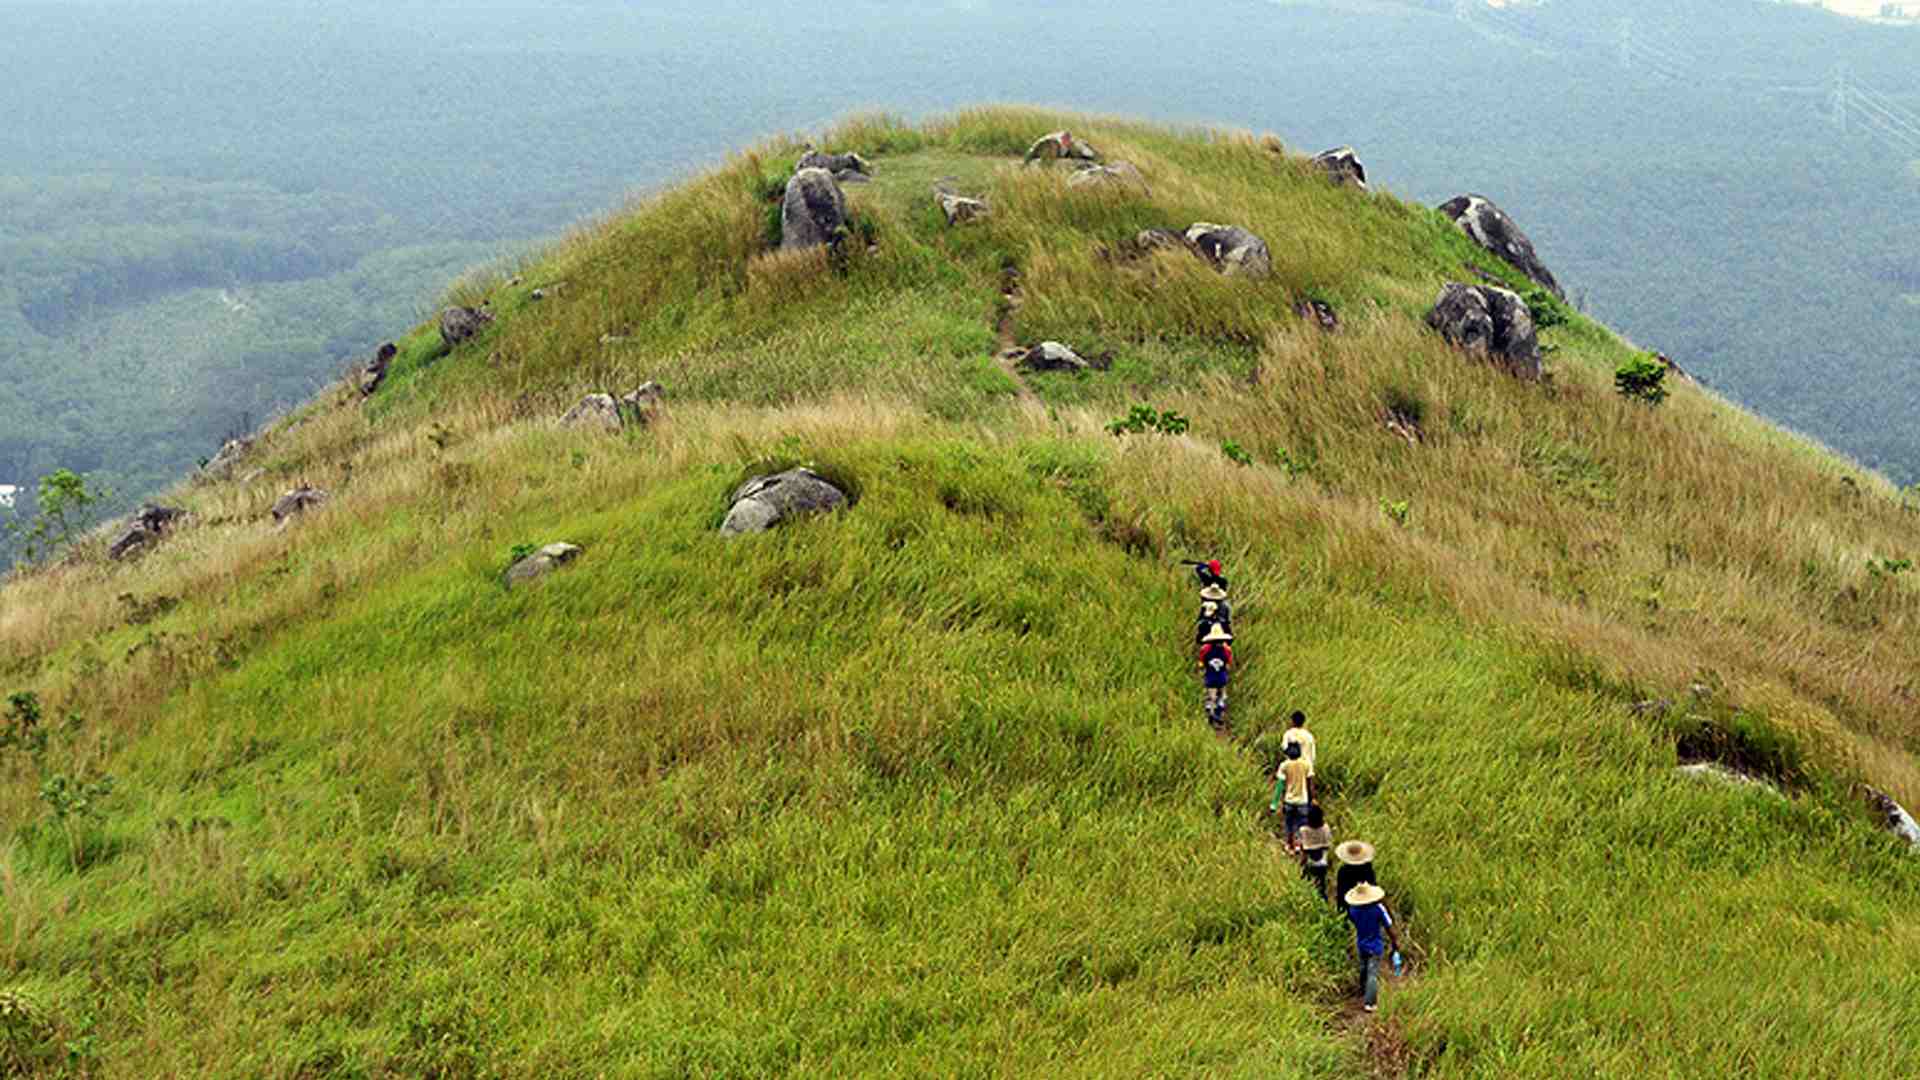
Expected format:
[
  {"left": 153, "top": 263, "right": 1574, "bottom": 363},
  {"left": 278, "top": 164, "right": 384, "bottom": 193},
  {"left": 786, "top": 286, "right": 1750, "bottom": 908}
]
[
  {"left": 1221, "top": 440, "right": 1253, "bottom": 467},
  {"left": 1, "top": 469, "right": 111, "bottom": 564},
  {"left": 1, "top": 691, "right": 47, "bottom": 761},
  {"left": 1526, "top": 288, "right": 1570, "bottom": 330},
  {"left": 1867, "top": 556, "right": 1913, "bottom": 578},
  {"left": 1614, "top": 354, "right": 1670, "bottom": 406},
  {"left": 1380, "top": 499, "right": 1411, "bottom": 527},
  {"left": 1105, "top": 404, "right": 1189, "bottom": 437}
]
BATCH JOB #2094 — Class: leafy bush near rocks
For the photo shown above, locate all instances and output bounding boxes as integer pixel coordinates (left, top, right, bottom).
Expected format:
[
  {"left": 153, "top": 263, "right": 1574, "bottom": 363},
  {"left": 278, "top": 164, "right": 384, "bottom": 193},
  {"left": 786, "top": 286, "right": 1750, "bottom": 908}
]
[{"left": 1614, "top": 353, "right": 1670, "bottom": 406}]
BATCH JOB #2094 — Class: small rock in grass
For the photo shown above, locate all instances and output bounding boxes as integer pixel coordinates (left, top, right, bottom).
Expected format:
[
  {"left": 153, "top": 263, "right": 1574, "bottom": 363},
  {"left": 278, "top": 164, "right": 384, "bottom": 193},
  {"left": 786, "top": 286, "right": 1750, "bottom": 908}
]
[
  {"left": 932, "top": 182, "right": 989, "bottom": 226},
  {"left": 1310, "top": 146, "right": 1369, "bottom": 190},
  {"left": 1017, "top": 341, "right": 1089, "bottom": 373},
  {"left": 359, "top": 342, "right": 397, "bottom": 397},
  {"left": 797, "top": 149, "right": 872, "bottom": 178},
  {"left": 108, "top": 504, "right": 189, "bottom": 561},
  {"left": 1184, "top": 223, "right": 1272, "bottom": 279},
  {"left": 439, "top": 306, "right": 493, "bottom": 348},
  {"left": 1024, "top": 130, "right": 1099, "bottom": 163},
  {"left": 271, "top": 485, "right": 328, "bottom": 526},
  {"left": 1067, "top": 161, "right": 1149, "bottom": 194},
  {"left": 505, "top": 542, "right": 583, "bottom": 586}
]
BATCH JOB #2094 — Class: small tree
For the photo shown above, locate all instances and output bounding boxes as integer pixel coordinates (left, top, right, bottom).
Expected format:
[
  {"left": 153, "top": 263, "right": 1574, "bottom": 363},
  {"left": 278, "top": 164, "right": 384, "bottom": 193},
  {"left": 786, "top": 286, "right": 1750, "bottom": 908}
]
[
  {"left": 1614, "top": 354, "right": 1669, "bottom": 406},
  {"left": 2, "top": 469, "right": 112, "bottom": 563}
]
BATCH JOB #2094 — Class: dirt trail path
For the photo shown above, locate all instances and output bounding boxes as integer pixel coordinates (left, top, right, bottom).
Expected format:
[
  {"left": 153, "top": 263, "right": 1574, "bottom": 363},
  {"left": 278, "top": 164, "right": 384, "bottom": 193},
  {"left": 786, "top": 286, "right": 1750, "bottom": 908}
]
[{"left": 992, "top": 266, "right": 1040, "bottom": 405}]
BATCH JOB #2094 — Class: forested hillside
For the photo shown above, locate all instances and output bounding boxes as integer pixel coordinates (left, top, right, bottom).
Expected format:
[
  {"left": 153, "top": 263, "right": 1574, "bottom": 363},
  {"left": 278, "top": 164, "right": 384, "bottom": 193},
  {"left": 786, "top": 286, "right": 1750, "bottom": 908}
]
[{"left": 0, "top": 108, "right": 1916, "bottom": 1077}]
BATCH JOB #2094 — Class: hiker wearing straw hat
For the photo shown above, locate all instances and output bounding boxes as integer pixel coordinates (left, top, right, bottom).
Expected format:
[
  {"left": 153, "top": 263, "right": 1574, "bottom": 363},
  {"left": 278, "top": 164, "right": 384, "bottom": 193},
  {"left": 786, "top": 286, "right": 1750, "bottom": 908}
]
[
  {"left": 1197, "top": 582, "right": 1232, "bottom": 628},
  {"left": 1197, "top": 622, "right": 1233, "bottom": 727},
  {"left": 1193, "top": 598, "right": 1231, "bottom": 645},
  {"left": 1268, "top": 741, "right": 1314, "bottom": 847},
  {"left": 1343, "top": 882, "right": 1402, "bottom": 1012},
  {"left": 1332, "top": 840, "right": 1376, "bottom": 911}
]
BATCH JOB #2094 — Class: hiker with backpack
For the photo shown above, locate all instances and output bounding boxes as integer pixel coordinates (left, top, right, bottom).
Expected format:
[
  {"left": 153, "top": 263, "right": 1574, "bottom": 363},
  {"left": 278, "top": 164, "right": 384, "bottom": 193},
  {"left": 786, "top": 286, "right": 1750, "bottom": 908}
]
[
  {"left": 1332, "top": 840, "right": 1376, "bottom": 911},
  {"left": 1197, "top": 623, "right": 1233, "bottom": 727},
  {"left": 1294, "top": 803, "right": 1333, "bottom": 896},
  {"left": 1344, "top": 882, "right": 1403, "bottom": 1013},
  {"left": 1282, "top": 709, "right": 1315, "bottom": 769}
]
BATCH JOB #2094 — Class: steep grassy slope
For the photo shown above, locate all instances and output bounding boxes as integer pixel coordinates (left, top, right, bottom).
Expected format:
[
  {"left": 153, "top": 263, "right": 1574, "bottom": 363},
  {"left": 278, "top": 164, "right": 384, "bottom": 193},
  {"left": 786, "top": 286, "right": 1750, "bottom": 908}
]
[{"left": 2, "top": 108, "right": 1918, "bottom": 1077}]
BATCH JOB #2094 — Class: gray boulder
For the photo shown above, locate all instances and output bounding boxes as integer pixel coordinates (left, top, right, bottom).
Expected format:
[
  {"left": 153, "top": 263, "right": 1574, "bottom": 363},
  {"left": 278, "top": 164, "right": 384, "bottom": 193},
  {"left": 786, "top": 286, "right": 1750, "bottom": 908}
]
[
  {"left": 1067, "top": 161, "right": 1149, "bottom": 194},
  {"left": 1426, "top": 283, "right": 1541, "bottom": 379},
  {"left": 439, "top": 306, "right": 493, "bottom": 348},
  {"left": 621, "top": 381, "right": 666, "bottom": 424},
  {"left": 720, "top": 467, "right": 848, "bottom": 536},
  {"left": 781, "top": 167, "right": 849, "bottom": 251},
  {"left": 1017, "top": 341, "right": 1089, "bottom": 373},
  {"left": 797, "top": 149, "right": 871, "bottom": 178},
  {"left": 359, "top": 342, "right": 397, "bottom": 397},
  {"left": 505, "top": 542, "right": 583, "bottom": 586},
  {"left": 1025, "top": 130, "right": 1099, "bottom": 163},
  {"left": 560, "top": 393, "right": 622, "bottom": 432},
  {"left": 107, "top": 504, "right": 189, "bottom": 561},
  {"left": 1310, "top": 146, "right": 1369, "bottom": 190},
  {"left": 1438, "top": 194, "right": 1564, "bottom": 300},
  {"left": 271, "top": 485, "right": 329, "bottom": 525},
  {"left": 933, "top": 182, "right": 989, "bottom": 226},
  {"left": 1184, "top": 223, "right": 1272, "bottom": 279}
]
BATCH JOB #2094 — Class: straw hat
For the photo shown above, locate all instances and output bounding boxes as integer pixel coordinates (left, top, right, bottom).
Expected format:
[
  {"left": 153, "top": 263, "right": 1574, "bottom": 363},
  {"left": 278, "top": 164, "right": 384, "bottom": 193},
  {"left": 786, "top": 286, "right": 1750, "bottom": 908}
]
[
  {"left": 1199, "top": 584, "right": 1228, "bottom": 602},
  {"left": 1201, "top": 623, "right": 1233, "bottom": 644},
  {"left": 1345, "top": 882, "right": 1386, "bottom": 907},
  {"left": 1334, "top": 840, "right": 1375, "bottom": 865}
]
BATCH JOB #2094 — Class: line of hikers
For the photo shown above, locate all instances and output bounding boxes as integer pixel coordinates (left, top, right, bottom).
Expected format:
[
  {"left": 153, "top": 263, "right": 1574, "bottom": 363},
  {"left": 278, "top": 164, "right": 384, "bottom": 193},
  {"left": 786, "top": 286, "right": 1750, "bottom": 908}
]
[{"left": 1188, "top": 559, "right": 1404, "bottom": 1014}]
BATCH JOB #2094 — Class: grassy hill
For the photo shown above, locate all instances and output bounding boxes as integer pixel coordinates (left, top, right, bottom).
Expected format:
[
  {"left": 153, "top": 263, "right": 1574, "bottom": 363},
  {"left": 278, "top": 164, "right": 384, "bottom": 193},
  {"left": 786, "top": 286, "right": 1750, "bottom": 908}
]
[{"left": 2, "top": 107, "right": 1917, "bottom": 1078}]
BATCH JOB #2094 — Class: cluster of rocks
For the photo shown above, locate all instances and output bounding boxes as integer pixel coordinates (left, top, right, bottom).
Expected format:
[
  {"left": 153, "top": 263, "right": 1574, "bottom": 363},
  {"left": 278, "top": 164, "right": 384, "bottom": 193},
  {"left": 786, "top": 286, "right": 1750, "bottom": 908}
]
[
  {"left": 720, "top": 467, "right": 848, "bottom": 536},
  {"left": 796, "top": 148, "right": 871, "bottom": 185},
  {"left": 559, "top": 382, "right": 666, "bottom": 433},
  {"left": 1024, "top": 130, "right": 1100, "bottom": 163},
  {"left": 1438, "top": 195, "right": 1563, "bottom": 300}
]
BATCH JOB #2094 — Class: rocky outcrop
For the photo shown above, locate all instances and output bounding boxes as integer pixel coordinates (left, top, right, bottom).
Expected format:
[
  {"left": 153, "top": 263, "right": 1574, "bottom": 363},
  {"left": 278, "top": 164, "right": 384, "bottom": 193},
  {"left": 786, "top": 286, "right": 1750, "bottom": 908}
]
[
  {"left": 1016, "top": 342, "right": 1089, "bottom": 373},
  {"left": 1864, "top": 786, "right": 1920, "bottom": 851},
  {"left": 1024, "top": 130, "right": 1099, "bottom": 163},
  {"left": 199, "top": 437, "right": 254, "bottom": 481},
  {"left": 107, "top": 504, "right": 189, "bottom": 561},
  {"left": 1067, "top": 161, "right": 1148, "bottom": 194},
  {"left": 1677, "top": 762, "right": 1785, "bottom": 799},
  {"left": 505, "top": 542, "right": 582, "bottom": 586},
  {"left": 1438, "top": 195, "right": 1564, "bottom": 300},
  {"left": 720, "top": 468, "right": 848, "bottom": 536},
  {"left": 781, "top": 167, "right": 849, "bottom": 251},
  {"left": 1184, "top": 223, "right": 1272, "bottom": 279},
  {"left": 1294, "top": 298, "right": 1339, "bottom": 332},
  {"left": 933, "top": 183, "right": 988, "bottom": 226},
  {"left": 271, "top": 485, "right": 328, "bottom": 525},
  {"left": 439, "top": 306, "right": 493, "bottom": 348},
  {"left": 1311, "top": 146, "right": 1368, "bottom": 190},
  {"left": 359, "top": 342, "right": 397, "bottom": 397},
  {"left": 1426, "top": 283, "right": 1542, "bottom": 379}
]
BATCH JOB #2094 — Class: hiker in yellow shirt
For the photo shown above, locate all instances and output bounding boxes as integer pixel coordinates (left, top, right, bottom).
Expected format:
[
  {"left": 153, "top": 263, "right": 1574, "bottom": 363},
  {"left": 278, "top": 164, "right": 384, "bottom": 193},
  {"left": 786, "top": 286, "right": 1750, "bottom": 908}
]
[{"left": 1269, "top": 741, "right": 1314, "bottom": 849}]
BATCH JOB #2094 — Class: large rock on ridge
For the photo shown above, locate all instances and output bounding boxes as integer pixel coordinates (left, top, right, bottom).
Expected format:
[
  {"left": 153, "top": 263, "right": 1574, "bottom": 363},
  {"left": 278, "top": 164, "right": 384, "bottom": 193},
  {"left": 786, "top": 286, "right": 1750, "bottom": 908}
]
[
  {"left": 1310, "top": 146, "right": 1369, "bottom": 190},
  {"left": 439, "top": 306, "right": 493, "bottom": 349},
  {"left": 781, "top": 168, "right": 849, "bottom": 251},
  {"left": 1439, "top": 194, "right": 1564, "bottom": 300},
  {"left": 1025, "top": 130, "right": 1099, "bottom": 163},
  {"left": 1426, "top": 283, "right": 1542, "bottom": 379},
  {"left": 107, "top": 504, "right": 189, "bottom": 561}
]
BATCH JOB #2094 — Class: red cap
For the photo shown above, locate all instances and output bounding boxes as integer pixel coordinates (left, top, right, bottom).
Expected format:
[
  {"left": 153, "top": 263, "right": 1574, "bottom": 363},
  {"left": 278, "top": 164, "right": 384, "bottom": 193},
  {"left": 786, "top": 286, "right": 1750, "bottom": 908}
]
[{"left": 1207, "top": 559, "right": 1222, "bottom": 576}]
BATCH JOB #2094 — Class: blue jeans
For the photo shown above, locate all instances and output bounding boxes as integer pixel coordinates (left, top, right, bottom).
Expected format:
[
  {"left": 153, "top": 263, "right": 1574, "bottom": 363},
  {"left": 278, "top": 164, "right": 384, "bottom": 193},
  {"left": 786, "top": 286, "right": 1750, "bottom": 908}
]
[{"left": 1357, "top": 948, "right": 1383, "bottom": 1008}]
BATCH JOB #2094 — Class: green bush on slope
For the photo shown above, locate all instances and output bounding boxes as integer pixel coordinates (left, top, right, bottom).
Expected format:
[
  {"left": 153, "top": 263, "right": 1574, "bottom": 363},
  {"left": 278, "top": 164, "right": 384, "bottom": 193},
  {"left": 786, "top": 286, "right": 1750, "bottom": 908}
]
[{"left": 1, "top": 107, "right": 1917, "bottom": 1078}]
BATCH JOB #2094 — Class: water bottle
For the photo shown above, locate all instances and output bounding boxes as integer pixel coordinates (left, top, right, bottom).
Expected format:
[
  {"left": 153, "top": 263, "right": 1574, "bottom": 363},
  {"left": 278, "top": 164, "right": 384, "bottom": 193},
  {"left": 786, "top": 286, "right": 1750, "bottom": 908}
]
[{"left": 1390, "top": 951, "right": 1404, "bottom": 977}]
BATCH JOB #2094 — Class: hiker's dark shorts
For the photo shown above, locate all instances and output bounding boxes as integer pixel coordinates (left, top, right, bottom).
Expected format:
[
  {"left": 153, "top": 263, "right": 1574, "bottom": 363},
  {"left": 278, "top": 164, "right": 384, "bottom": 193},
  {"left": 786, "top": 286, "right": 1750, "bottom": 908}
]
[{"left": 1284, "top": 803, "right": 1311, "bottom": 839}]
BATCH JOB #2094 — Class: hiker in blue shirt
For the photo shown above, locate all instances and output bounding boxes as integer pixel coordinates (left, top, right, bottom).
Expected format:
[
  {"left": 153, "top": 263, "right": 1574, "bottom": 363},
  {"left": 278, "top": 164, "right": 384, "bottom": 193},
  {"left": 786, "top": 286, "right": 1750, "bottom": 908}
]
[
  {"left": 1197, "top": 623, "right": 1232, "bottom": 727},
  {"left": 1343, "top": 882, "right": 1403, "bottom": 1013}
]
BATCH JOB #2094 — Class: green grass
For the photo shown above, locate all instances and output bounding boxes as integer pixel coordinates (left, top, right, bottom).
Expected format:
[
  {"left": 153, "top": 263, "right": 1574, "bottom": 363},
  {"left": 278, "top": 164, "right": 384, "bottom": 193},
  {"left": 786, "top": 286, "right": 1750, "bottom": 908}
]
[{"left": 3, "top": 106, "right": 1919, "bottom": 1078}]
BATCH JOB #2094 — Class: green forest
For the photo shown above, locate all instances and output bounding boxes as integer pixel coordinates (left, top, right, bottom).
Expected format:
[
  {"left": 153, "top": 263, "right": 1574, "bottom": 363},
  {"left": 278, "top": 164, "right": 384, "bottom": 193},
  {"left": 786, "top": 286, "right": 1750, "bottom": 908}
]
[{"left": 2, "top": 0, "right": 1916, "bottom": 564}]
